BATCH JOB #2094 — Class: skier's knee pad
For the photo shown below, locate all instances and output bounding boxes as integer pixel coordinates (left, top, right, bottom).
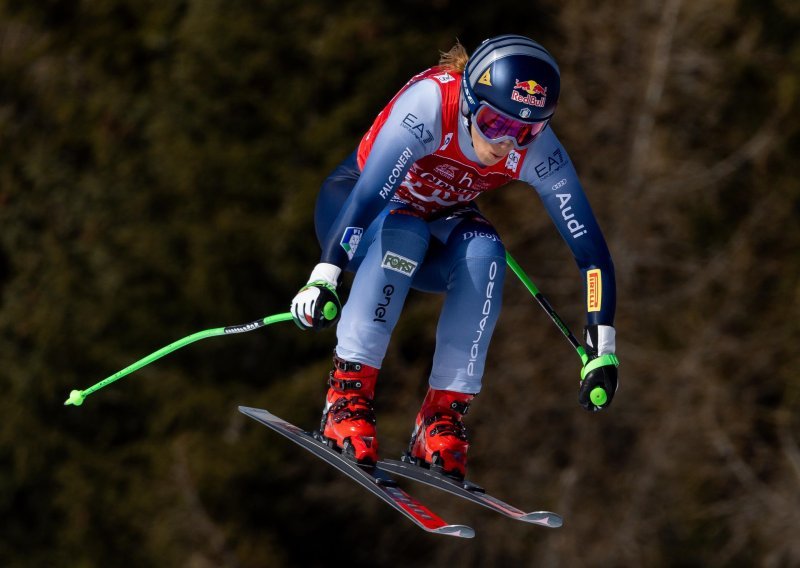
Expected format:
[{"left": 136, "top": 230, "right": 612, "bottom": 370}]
[
  {"left": 379, "top": 208, "right": 431, "bottom": 259},
  {"left": 454, "top": 226, "right": 505, "bottom": 265}
]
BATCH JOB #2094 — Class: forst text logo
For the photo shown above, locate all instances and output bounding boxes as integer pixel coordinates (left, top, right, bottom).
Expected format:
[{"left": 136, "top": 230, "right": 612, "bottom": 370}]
[{"left": 381, "top": 251, "right": 418, "bottom": 277}]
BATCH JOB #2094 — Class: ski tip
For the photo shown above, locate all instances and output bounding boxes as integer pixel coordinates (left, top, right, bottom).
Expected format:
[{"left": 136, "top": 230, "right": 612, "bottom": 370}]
[
  {"left": 433, "top": 524, "right": 476, "bottom": 539},
  {"left": 521, "top": 511, "right": 564, "bottom": 528}
]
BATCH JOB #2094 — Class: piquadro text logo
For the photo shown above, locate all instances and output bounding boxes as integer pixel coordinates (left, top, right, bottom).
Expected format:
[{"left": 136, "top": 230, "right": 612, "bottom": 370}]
[
  {"left": 381, "top": 251, "right": 418, "bottom": 277},
  {"left": 467, "top": 261, "right": 498, "bottom": 376}
]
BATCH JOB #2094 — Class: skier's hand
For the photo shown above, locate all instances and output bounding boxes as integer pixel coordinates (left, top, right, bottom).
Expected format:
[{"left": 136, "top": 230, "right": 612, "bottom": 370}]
[
  {"left": 291, "top": 263, "right": 342, "bottom": 331},
  {"left": 578, "top": 325, "right": 619, "bottom": 412}
]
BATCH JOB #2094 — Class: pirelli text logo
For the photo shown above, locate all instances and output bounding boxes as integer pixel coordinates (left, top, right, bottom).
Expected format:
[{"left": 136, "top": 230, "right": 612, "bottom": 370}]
[
  {"left": 381, "top": 251, "right": 418, "bottom": 277},
  {"left": 587, "top": 269, "right": 602, "bottom": 312}
]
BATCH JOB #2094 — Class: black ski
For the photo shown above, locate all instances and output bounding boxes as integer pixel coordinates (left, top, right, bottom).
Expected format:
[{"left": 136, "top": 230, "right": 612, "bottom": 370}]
[
  {"left": 378, "top": 457, "right": 563, "bottom": 528},
  {"left": 238, "top": 406, "right": 474, "bottom": 538}
]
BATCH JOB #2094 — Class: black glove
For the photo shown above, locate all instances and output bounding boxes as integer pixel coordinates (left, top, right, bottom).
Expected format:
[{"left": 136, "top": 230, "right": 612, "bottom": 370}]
[{"left": 578, "top": 325, "right": 619, "bottom": 412}]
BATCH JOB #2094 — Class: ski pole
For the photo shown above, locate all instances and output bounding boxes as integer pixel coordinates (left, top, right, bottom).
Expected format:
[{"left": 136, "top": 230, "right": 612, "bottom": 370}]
[
  {"left": 505, "top": 251, "right": 609, "bottom": 406},
  {"left": 64, "top": 312, "right": 294, "bottom": 407}
]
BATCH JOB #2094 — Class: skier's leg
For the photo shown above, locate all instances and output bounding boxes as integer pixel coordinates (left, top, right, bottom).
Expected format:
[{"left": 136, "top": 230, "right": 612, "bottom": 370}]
[
  {"left": 406, "top": 210, "right": 506, "bottom": 478},
  {"left": 335, "top": 208, "right": 431, "bottom": 368},
  {"left": 315, "top": 200, "right": 432, "bottom": 462},
  {"left": 413, "top": 209, "right": 506, "bottom": 393},
  {"left": 313, "top": 153, "right": 391, "bottom": 462}
]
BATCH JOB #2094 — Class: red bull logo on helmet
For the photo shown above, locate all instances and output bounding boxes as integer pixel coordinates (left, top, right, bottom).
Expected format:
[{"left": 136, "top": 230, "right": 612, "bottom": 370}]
[{"left": 511, "top": 79, "right": 547, "bottom": 108}]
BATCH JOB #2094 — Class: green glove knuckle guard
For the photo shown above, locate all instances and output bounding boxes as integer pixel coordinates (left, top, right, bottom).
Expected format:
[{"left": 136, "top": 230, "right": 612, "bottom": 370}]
[
  {"left": 579, "top": 354, "right": 619, "bottom": 411},
  {"left": 310, "top": 281, "right": 341, "bottom": 330}
]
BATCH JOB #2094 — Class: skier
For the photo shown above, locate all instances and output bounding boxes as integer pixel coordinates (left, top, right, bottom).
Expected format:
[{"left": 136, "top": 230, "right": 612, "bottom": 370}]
[{"left": 290, "top": 34, "right": 619, "bottom": 479}]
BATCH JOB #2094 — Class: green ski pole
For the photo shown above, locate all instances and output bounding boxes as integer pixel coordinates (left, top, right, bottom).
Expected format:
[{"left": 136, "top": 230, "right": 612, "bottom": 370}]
[
  {"left": 505, "top": 251, "right": 610, "bottom": 407},
  {"left": 64, "top": 312, "right": 295, "bottom": 407}
]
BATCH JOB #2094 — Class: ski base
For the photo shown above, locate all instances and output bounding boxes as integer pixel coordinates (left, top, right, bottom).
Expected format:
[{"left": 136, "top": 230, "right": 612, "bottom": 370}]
[
  {"left": 379, "top": 457, "right": 563, "bottom": 528},
  {"left": 238, "top": 406, "right": 474, "bottom": 538}
]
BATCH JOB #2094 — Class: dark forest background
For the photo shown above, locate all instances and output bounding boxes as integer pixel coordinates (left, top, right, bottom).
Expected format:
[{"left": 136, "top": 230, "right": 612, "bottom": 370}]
[{"left": 2, "top": 1, "right": 799, "bottom": 566}]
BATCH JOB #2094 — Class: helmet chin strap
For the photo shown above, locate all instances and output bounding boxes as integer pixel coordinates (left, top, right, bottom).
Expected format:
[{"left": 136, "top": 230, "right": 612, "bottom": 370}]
[
  {"left": 461, "top": 114, "right": 475, "bottom": 149},
  {"left": 459, "top": 94, "right": 476, "bottom": 148},
  {"left": 460, "top": 95, "right": 471, "bottom": 118}
]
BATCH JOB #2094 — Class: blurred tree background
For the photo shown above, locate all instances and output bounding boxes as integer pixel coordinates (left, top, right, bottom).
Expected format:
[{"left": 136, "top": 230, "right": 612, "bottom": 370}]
[{"left": 1, "top": 0, "right": 798, "bottom": 566}]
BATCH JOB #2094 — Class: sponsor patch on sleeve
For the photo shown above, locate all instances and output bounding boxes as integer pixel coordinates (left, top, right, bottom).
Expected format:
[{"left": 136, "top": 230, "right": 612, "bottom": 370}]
[
  {"left": 340, "top": 227, "right": 363, "bottom": 260},
  {"left": 432, "top": 72, "right": 455, "bottom": 84},
  {"left": 505, "top": 150, "right": 520, "bottom": 173},
  {"left": 587, "top": 269, "right": 602, "bottom": 312}
]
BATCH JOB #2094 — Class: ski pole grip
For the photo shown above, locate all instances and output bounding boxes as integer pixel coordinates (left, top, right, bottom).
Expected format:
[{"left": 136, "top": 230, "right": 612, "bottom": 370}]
[
  {"left": 323, "top": 301, "right": 338, "bottom": 321},
  {"left": 581, "top": 354, "right": 618, "bottom": 408},
  {"left": 589, "top": 387, "right": 608, "bottom": 406}
]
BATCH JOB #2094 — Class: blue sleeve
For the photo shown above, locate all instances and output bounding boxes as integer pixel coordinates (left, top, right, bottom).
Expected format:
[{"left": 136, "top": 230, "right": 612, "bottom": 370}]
[
  {"left": 320, "top": 80, "right": 442, "bottom": 268},
  {"left": 519, "top": 128, "right": 616, "bottom": 326}
]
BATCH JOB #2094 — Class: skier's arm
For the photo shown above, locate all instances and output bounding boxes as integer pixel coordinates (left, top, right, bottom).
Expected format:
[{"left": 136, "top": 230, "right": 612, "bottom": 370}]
[
  {"left": 521, "top": 128, "right": 616, "bottom": 327},
  {"left": 291, "top": 80, "right": 441, "bottom": 330},
  {"left": 520, "top": 128, "right": 619, "bottom": 410},
  {"left": 318, "top": 79, "right": 442, "bottom": 269}
]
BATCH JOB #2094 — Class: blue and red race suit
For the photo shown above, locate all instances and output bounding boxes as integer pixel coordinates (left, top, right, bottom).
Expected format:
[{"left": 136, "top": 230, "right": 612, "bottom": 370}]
[{"left": 313, "top": 67, "right": 615, "bottom": 393}]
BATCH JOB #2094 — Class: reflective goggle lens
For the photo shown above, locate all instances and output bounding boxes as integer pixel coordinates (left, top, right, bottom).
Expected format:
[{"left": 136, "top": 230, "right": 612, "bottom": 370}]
[{"left": 474, "top": 104, "right": 547, "bottom": 147}]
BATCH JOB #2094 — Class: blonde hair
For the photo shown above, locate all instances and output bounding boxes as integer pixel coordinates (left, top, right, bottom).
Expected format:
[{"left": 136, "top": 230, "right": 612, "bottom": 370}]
[{"left": 438, "top": 41, "right": 469, "bottom": 72}]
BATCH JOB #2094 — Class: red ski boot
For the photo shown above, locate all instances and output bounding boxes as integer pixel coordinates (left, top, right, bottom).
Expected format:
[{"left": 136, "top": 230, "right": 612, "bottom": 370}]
[
  {"left": 317, "top": 355, "right": 380, "bottom": 465},
  {"left": 406, "top": 388, "right": 474, "bottom": 480}
]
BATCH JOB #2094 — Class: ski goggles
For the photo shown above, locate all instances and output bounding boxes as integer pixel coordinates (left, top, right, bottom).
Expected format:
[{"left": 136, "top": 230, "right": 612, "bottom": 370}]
[{"left": 472, "top": 102, "right": 549, "bottom": 148}]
